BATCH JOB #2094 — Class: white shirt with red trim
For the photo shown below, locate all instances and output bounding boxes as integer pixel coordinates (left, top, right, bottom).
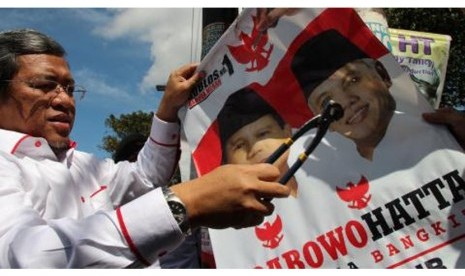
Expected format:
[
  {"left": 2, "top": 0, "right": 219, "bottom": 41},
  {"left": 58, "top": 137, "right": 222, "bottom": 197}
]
[{"left": 0, "top": 115, "right": 185, "bottom": 268}]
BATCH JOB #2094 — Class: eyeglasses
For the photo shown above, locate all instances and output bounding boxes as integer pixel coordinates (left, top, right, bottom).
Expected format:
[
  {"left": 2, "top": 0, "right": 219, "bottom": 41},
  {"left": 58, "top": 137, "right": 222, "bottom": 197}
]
[{"left": 2, "top": 78, "right": 87, "bottom": 101}]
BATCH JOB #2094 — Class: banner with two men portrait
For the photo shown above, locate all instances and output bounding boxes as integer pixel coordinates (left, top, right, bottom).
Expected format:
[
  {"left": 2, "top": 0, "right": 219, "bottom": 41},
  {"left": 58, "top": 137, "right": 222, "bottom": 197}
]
[{"left": 178, "top": 8, "right": 465, "bottom": 268}]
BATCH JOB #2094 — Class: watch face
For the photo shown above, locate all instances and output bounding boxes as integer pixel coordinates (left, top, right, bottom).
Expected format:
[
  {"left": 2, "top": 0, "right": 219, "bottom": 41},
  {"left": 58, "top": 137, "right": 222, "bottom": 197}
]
[{"left": 168, "top": 201, "right": 186, "bottom": 224}]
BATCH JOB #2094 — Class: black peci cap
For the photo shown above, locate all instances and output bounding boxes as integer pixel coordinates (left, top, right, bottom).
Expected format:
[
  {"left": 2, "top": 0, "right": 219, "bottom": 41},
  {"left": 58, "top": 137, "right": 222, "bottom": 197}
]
[
  {"left": 291, "top": 29, "right": 368, "bottom": 99},
  {"left": 217, "top": 87, "right": 283, "bottom": 161}
]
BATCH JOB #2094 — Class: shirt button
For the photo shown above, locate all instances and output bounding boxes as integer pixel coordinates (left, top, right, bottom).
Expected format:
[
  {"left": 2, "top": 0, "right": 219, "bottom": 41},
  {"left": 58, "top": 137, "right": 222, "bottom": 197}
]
[{"left": 35, "top": 140, "right": 42, "bottom": 147}]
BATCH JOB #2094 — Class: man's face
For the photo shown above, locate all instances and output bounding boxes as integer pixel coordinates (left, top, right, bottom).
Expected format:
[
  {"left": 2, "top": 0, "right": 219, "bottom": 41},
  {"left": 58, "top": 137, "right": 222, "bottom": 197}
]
[
  {"left": 225, "top": 114, "right": 291, "bottom": 164},
  {"left": 0, "top": 54, "right": 76, "bottom": 153},
  {"left": 308, "top": 59, "right": 394, "bottom": 147}
]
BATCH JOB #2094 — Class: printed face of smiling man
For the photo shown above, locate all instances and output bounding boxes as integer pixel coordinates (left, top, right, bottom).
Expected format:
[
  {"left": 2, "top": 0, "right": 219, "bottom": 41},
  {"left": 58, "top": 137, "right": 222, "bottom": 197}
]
[
  {"left": 224, "top": 114, "right": 292, "bottom": 165},
  {"left": 307, "top": 58, "right": 395, "bottom": 160}
]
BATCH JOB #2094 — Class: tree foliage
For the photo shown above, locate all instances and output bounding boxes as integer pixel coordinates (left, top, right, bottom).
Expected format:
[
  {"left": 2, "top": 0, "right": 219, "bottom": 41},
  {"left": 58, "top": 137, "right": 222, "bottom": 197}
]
[
  {"left": 385, "top": 8, "right": 465, "bottom": 109},
  {"left": 100, "top": 110, "right": 154, "bottom": 155},
  {"left": 100, "top": 110, "right": 182, "bottom": 184}
]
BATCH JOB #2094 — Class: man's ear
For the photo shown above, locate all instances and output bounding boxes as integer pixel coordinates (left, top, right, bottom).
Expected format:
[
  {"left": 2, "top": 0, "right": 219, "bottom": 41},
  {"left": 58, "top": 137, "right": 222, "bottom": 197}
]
[{"left": 375, "top": 61, "right": 392, "bottom": 88}]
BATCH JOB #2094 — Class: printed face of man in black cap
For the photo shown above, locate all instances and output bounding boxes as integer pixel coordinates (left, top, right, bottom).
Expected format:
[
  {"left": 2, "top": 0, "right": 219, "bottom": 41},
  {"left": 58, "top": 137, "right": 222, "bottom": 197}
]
[
  {"left": 225, "top": 114, "right": 291, "bottom": 165},
  {"left": 292, "top": 29, "right": 395, "bottom": 160},
  {"left": 308, "top": 59, "right": 395, "bottom": 160},
  {"left": 217, "top": 88, "right": 298, "bottom": 197},
  {"left": 218, "top": 88, "right": 291, "bottom": 165}
]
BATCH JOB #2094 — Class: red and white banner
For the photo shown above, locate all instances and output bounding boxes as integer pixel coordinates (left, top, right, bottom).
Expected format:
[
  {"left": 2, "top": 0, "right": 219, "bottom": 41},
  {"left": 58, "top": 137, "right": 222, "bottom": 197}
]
[{"left": 179, "top": 8, "right": 465, "bottom": 268}]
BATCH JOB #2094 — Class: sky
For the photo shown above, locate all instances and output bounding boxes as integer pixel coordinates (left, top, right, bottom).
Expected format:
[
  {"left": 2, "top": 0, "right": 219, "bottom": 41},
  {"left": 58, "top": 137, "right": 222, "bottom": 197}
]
[{"left": 0, "top": 8, "right": 203, "bottom": 158}]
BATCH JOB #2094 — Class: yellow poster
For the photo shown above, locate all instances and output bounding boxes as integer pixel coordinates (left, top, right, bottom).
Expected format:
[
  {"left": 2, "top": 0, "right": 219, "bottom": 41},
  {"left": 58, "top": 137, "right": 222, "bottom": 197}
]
[{"left": 389, "top": 28, "right": 451, "bottom": 108}]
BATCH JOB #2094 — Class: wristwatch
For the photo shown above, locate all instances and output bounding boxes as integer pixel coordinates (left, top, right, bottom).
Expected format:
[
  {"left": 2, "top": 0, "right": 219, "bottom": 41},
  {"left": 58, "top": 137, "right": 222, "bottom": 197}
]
[{"left": 162, "top": 186, "right": 191, "bottom": 236}]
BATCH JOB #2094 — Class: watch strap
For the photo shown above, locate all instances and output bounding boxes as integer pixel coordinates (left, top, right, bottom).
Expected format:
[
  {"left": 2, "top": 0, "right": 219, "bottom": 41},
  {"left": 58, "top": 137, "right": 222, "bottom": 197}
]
[{"left": 161, "top": 186, "right": 191, "bottom": 236}]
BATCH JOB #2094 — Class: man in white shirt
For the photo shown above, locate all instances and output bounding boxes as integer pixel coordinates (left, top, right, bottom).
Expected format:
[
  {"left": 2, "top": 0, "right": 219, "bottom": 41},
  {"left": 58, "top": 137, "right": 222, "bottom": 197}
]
[
  {"left": 292, "top": 29, "right": 395, "bottom": 161},
  {"left": 292, "top": 29, "right": 465, "bottom": 161},
  {"left": 217, "top": 87, "right": 297, "bottom": 197},
  {"left": 0, "top": 28, "right": 290, "bottom": 268},
  {"left": 284, "top": 28, "right": 465, "bottom": 268}
]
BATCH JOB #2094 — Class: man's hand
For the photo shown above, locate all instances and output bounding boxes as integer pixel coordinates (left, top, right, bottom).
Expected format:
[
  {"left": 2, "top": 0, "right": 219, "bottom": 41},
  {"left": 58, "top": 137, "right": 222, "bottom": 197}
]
[
  {"left": 256, "top": 8, "right": 300, "bottom": 32},
  {"left": 423, "top": 107, "right": 465, "bottom": 150},
  {"left": 156, "top": 63, "right": 204, "bottom": 122},
  {"left": 171, "top": 163, "right": 291, "bottom": 230}
]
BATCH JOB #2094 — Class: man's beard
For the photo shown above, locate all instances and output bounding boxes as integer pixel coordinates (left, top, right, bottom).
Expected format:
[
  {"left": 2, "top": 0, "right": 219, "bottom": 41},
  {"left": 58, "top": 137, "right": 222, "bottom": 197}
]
[{"left": 49, "top": 141, "right": 70, "bottom": 158}]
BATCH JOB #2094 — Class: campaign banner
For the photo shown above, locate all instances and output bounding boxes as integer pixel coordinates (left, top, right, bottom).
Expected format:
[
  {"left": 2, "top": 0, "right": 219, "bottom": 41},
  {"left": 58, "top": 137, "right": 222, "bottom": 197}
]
[
  {"left": 389, "top": 28, "right": 452, "bottom": 109},
  {"left": 178, "top": 8, "right": 465, "bottom": 268}
]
